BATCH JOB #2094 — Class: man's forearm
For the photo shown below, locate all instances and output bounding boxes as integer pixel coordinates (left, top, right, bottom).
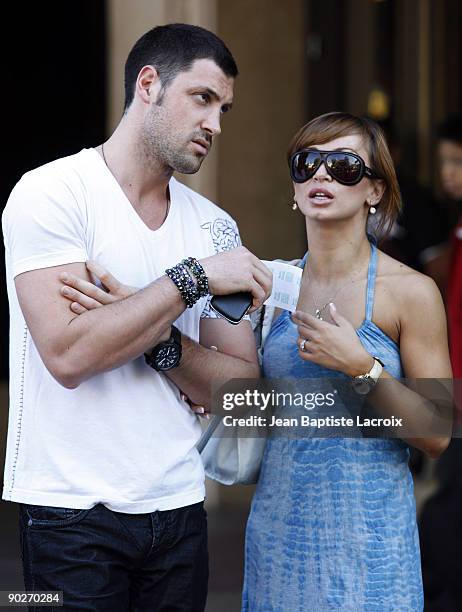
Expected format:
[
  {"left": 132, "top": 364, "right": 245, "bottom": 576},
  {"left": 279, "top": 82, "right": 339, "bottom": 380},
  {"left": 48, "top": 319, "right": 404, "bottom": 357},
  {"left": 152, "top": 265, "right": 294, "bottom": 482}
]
[
  {"left": 55, "top": 276, "right": 185, "bottom": 387},
  {"left": 166, "top": 335, "right": 260, "bottom": 409}
]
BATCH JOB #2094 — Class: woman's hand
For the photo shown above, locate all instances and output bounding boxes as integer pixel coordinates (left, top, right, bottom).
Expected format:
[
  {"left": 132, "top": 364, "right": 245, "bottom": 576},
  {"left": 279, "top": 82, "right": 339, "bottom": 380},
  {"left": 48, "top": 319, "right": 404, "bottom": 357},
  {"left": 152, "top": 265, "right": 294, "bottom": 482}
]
[
  {"left": 60, "top": 261, "right": 138, "bottom": 314},
  {"left": 180, "top": 392, "right": 211, "bottom": 419},
  {"left": 292, "top": 303, "right": 374, "bottom": 377}
]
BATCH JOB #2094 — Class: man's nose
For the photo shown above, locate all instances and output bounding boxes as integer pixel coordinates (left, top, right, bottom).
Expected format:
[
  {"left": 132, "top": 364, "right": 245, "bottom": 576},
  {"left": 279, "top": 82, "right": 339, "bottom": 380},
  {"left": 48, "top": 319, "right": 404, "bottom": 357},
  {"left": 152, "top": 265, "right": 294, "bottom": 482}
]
[{"left": 202, "top": 109, "right": 222, "bottom": 137}]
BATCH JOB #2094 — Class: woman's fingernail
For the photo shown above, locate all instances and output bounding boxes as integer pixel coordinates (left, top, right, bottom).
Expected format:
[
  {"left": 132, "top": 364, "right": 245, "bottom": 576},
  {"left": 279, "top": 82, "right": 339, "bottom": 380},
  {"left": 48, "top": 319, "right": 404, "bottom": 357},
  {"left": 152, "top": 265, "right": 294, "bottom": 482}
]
[
  {"left": 60, "top": 273, "right": 68, "bottom": 282},
  {"left": 62, "top": 287, "right": 70, "bottom": 296}
]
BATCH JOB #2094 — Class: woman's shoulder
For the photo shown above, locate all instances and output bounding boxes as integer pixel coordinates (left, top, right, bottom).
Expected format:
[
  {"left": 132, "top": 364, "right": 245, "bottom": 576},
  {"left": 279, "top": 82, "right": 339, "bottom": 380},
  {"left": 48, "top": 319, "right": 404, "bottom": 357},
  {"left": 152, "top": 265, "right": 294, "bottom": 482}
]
[{"left": 376, "top": 249, "right": 442, "bottom": 308}]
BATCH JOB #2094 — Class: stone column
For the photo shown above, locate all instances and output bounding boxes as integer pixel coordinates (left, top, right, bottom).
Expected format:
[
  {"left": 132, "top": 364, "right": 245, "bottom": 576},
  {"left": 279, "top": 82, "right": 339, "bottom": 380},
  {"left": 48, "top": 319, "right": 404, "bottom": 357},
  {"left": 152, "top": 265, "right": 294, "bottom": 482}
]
[{"left": 106, "top": 0, "right": 219, "bottom": 201}]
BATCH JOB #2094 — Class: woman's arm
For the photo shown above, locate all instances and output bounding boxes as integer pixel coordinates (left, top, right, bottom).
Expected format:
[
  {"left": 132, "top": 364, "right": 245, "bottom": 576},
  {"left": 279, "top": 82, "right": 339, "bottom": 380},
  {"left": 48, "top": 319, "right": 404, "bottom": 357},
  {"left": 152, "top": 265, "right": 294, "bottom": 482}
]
[
  {"left": 391, "top": 274, "right": 452, "bottom": 456},
  {"left": 293, "top": 274, "right": 453, "bottom": 458}
]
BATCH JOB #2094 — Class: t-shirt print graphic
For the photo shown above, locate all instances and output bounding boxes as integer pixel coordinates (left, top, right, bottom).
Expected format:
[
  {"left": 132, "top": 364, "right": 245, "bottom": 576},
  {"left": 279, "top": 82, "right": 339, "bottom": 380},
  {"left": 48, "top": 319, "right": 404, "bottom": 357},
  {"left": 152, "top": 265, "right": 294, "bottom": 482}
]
[
  {"left": 200, "top": 218, "right": 241, "bottom": 318},
  {"left": 201, "top": 218, "right": 241, "bottom": 253}
]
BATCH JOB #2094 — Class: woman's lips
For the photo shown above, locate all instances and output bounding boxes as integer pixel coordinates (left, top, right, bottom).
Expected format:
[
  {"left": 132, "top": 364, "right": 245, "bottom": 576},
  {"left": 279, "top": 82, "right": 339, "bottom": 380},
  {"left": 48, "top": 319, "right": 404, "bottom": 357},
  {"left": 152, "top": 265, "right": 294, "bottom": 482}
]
[{"left": 308, "top": 187, "right": 334, "bottom": 202}]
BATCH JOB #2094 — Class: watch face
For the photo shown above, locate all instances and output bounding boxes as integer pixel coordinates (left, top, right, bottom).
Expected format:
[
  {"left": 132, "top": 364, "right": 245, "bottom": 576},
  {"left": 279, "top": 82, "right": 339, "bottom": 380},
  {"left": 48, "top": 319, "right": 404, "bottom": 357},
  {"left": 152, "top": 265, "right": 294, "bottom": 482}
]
[
  {"left": 155, "top": 345, "right": 181, "bottom": 371},
  {"left": 352, "top": 377, "right": 372, "bottom": 395}
]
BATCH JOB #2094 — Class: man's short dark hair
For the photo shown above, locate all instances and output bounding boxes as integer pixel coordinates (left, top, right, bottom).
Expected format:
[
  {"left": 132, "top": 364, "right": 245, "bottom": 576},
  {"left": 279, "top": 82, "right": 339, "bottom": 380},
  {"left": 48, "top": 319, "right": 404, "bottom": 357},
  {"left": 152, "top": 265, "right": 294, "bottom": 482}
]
[
  {"left": 437, "top": 113, "right": 462, "bottom": 146},
  {"left": 124, "top": 23, "right": 238, "bottom": 111}
]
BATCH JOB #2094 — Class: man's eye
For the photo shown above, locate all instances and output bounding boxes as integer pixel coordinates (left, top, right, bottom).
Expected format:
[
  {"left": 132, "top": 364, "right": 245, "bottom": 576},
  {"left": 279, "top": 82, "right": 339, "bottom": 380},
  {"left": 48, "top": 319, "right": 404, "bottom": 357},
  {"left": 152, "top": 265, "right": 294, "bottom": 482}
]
[
  {"left": 221, "top": 105, "right": 230, "bottom": 115},
  {"left": 195, "top": 93, "right": 210, "bottom": 104}
]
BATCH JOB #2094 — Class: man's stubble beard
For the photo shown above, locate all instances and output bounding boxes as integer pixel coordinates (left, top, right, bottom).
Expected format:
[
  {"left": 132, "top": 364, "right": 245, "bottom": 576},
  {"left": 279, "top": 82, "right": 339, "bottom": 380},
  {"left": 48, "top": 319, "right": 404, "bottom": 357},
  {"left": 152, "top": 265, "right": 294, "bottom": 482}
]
[{"left": 141, "top": 103, "right": 204, "bottom": 175}]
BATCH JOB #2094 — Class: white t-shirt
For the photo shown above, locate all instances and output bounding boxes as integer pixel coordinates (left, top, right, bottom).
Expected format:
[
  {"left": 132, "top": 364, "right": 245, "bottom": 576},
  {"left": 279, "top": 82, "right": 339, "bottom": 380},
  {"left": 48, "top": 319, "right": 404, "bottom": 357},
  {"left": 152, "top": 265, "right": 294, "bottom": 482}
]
[{"left": 2, "top": 148, "right": 243, "bottom": 513}]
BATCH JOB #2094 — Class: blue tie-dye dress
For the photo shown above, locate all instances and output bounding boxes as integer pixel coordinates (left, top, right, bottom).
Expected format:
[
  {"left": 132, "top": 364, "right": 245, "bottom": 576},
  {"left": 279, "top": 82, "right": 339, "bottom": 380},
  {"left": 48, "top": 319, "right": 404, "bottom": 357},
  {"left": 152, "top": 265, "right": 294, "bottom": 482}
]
[{"left": 242, "top": 243, "right": 423, "bottom": 611}]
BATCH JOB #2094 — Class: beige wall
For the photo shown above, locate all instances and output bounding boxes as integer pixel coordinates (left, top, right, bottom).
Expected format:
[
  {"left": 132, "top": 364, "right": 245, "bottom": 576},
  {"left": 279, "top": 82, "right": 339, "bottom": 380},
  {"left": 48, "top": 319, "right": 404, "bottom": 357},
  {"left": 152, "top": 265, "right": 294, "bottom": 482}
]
[
  {"left": 218, "top": 0, "right": 307, "bottom": 261},
  {"left": 344, "top": 0, "right": 375, "bottom": 117},
  {"left": 107, "top": 0, "right": 219, "bottom": 202}
]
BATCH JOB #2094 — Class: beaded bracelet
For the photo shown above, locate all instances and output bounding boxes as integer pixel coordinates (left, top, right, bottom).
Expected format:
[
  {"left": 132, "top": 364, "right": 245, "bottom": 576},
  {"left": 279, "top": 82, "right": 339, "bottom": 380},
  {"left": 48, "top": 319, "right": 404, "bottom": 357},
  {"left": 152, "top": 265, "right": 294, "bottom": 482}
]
[
  {"left": 181, "top": 257, "right": 209, "bottom": 298},
  {"left": 165, "top": 263, "right": 199, "bottom": 308}
]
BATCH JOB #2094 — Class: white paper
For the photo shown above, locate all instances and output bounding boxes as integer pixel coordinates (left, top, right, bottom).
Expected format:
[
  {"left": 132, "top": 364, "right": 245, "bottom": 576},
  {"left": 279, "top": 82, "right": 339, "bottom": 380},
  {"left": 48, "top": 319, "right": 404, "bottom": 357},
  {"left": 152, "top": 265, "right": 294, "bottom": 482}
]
[{"left": 262, "top": 260, "right": 302, "bottom": 312}]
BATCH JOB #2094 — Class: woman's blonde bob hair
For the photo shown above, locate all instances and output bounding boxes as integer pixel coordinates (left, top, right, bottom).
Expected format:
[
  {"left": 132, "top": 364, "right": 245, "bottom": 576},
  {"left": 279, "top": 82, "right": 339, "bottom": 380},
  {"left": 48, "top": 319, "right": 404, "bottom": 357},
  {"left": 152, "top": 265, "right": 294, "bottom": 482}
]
[{"left": 287, "top": 112, "right": 402, "bottom": 238}]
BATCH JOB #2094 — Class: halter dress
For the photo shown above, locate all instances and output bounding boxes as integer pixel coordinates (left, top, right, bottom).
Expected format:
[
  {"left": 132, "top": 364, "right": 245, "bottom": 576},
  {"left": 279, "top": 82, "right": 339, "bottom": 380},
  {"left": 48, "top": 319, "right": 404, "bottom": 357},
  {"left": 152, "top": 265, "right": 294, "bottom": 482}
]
[{"left": 242, "top": 243, "right": 423, "bottom": 611}]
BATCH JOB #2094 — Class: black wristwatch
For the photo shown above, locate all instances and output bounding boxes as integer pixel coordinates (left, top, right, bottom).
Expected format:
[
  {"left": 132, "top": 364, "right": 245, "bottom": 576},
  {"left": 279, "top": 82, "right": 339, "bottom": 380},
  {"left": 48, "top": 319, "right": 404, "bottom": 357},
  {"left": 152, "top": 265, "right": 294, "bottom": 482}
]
[{"left": 145, "top": 326, "right": 182, "bottom": 371}]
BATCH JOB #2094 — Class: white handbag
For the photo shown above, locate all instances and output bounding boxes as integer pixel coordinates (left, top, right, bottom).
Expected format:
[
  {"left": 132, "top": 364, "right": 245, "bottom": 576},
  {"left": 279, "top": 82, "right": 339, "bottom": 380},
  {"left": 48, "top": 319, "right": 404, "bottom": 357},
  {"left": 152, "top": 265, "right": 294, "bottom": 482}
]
[
  {"left": 196, "top": 304, "right": 275, "bottom": 485},
  {"left": 196, "top": 413, "right": 267, "bottom": 485}
]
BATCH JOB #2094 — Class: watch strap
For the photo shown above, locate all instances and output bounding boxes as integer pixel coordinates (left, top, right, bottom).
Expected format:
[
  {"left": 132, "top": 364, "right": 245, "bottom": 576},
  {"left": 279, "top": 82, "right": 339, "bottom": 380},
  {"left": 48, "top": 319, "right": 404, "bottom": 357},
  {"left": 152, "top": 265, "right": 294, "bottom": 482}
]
[
  {"left": 366, "top": 357, "right": 384, "bottom": 382},
  {"left": 351, "top": 357, "right": 384, "bottom": 395},
  {"left": 170, "top": 325, "right": 181, "bottom": 345}
]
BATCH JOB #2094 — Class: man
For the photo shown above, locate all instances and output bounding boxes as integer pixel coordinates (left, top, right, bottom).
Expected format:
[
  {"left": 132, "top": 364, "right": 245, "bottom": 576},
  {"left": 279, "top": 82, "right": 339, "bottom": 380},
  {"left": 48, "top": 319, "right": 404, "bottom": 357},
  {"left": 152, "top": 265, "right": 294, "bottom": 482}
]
[
  {"left": 440, "top": 114, "right": 462, "bottom": 380},
  {"left": 2, "top": 23, "right": 271, "bottom": 611},
  {"left": 419, "top": 113, "right": 462, "bottom": 612}
]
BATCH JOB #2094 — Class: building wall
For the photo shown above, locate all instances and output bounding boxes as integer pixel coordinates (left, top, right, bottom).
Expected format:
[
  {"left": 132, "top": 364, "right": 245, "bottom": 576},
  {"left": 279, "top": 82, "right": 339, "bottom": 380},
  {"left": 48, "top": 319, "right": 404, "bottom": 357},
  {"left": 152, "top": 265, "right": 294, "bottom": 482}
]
[{"left": 217, "top": 0, "right": 308, "bottom": 260}]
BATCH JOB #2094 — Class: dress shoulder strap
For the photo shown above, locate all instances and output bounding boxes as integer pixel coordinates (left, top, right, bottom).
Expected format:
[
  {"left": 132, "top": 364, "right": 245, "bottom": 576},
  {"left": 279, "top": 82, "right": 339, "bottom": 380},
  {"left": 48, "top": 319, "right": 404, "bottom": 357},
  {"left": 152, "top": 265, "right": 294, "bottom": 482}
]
[{"left": 365, "top": 241, "right": 377, "bottom": 321}]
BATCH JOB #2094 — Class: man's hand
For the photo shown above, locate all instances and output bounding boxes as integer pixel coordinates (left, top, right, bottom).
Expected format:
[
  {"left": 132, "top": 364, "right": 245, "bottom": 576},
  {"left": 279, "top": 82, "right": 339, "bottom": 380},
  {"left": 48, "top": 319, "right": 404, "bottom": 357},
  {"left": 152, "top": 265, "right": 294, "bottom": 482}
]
[
  {"left": 179, "top": 344, "right": 218, "bottom": 419},
  {"left": 199, "top": 246, "right": 273, "bottom": 311},
  {"left": 60, "top": 260, "right": 138, "bottom": 314},
  {"left": 60, "top": 262, "right": 174, "bottom": 345}
]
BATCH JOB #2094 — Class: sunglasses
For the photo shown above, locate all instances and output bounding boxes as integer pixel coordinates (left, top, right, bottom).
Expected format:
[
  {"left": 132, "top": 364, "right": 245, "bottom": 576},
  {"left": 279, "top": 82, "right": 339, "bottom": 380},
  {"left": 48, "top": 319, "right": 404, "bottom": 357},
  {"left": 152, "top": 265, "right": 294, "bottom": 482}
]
[{"left": 290, "top": 148, "right": 378, "bottom": 186}]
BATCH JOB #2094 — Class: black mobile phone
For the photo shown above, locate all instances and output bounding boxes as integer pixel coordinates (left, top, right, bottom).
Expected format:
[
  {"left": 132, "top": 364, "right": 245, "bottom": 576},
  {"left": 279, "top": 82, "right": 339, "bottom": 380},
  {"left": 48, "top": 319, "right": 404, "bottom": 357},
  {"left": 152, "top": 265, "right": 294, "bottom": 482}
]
[{"left": 210, "top": 292, "right": 253, "bottom": 324}]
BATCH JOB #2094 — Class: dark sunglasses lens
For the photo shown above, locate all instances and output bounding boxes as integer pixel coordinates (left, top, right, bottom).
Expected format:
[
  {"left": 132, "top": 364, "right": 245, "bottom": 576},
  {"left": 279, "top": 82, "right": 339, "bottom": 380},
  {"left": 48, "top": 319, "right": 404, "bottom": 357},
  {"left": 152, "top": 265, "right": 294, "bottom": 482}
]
[
  {"left": 292, "top": 151, "right": 321, "bottom": 182},
  {"left": 326, "top": 153, "right": 362, "bottom": 184}
]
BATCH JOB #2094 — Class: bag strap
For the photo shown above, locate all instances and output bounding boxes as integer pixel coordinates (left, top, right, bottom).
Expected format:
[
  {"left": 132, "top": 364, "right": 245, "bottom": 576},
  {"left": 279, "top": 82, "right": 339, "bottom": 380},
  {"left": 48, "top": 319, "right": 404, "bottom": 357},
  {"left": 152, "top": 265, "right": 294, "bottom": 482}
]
[{"left": 196, "top": 414, "right": 223, "bottom": 453}]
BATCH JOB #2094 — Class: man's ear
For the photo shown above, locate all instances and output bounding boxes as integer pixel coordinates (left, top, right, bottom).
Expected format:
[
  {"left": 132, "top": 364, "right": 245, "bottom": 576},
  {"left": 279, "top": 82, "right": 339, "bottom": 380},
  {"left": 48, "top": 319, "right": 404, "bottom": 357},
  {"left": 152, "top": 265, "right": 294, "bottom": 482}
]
[{"left": 136, "top": 65, "right": 161, "bottom": 105}]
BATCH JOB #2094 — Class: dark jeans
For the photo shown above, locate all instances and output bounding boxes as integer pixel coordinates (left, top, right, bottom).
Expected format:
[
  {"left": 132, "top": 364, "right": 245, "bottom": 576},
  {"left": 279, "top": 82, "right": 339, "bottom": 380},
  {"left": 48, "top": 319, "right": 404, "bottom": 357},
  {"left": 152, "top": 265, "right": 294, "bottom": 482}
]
[{"left": 19, "top": 501, "right": 208, "bottom": 612}]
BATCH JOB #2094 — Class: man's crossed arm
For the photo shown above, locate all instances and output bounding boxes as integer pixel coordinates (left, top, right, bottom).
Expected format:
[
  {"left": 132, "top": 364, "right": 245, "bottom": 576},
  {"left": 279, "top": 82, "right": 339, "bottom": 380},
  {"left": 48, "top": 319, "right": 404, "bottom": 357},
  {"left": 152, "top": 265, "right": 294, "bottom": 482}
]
[{"left": 15, "top": 247, "right": 271, "bottom": 407}]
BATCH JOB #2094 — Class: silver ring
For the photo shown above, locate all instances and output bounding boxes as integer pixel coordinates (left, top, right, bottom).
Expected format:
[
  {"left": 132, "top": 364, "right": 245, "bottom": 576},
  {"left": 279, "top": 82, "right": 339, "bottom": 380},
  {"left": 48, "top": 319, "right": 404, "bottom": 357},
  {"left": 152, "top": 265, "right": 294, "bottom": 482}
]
[{"left": 299, "top": 338, "right": 307, "bottom": 352}]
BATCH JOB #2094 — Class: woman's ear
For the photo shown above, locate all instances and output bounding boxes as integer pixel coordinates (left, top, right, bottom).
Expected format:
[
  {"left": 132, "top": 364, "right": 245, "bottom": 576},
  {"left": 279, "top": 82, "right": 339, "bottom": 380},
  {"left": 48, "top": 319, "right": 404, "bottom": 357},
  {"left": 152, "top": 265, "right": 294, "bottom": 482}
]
[{"left": 369, "top": 179, "right": 386, "bottom": 206}]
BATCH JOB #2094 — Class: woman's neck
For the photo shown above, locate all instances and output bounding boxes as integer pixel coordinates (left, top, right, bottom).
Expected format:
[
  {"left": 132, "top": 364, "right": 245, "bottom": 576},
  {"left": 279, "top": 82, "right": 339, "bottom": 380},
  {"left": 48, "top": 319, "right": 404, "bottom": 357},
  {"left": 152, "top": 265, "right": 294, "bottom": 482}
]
[{"left": 304, "top": 218, "right": 371, "bottom": 281}]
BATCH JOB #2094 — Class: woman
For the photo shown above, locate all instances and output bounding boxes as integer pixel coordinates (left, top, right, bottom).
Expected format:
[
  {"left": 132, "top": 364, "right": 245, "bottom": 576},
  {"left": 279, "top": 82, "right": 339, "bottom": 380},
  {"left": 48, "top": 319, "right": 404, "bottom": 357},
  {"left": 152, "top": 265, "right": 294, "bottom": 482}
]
[
  {"left": 60, "top": 113, "right": 451, "bottom": 610},
  {"left": 242, "top": 112, "right": 451, "bottom": 611}
]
